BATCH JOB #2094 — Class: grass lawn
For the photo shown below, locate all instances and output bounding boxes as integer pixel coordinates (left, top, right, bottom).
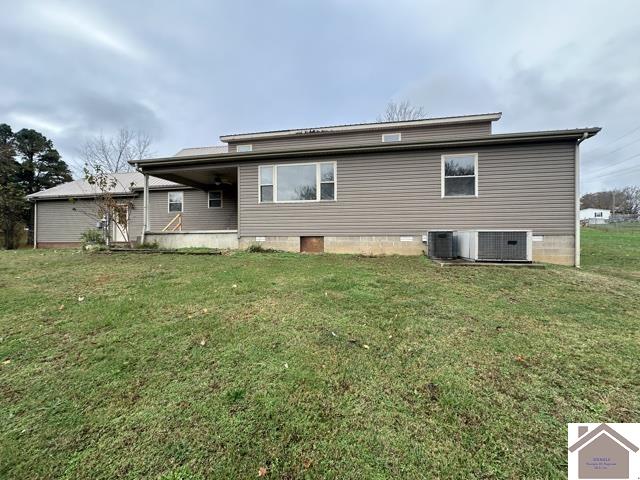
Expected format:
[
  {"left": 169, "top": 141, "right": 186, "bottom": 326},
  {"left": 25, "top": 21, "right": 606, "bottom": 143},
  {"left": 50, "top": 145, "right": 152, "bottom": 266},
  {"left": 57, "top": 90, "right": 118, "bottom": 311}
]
[{"left": 1, "top": 229, "right": 639, "bottom": 479}]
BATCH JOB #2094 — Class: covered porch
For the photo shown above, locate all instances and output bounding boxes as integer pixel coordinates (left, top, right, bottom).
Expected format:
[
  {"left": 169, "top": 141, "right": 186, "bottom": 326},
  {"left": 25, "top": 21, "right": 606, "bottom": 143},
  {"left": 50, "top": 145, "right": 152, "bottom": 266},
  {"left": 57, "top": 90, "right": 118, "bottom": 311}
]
[{"left": 137, "top": 163, "right": 240, "bottom": 249}]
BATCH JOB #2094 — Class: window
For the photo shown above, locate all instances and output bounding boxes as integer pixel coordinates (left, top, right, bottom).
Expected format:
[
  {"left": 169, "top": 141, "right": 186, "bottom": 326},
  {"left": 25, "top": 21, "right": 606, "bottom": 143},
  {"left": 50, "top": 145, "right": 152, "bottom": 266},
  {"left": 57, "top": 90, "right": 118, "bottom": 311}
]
[
  {"left": 320, "top": 162, "right": 335, "bottom": 200},
  {"left": 382, "top": 132, "right": 402, "bottom": 142},
  {"left": 237, "top": 144, "right": 252, "bottom": 152},
  {"left": 168, "top": 191, "right": 183, "bottom": 212},
  {"left": 594, "top": 211, "right": 603, "bottom": 217},
  {"left": 259, "top": 166, "right": 274, "bottom": 203},
  {"left": 259, "top": 162, "right": 337, "bottom": 203},
  {"left": 442, "top": 154, "right": 477, "bottom": 197},
  {"left": 208, "top": 191, "right": 222, "bottom": 208}
]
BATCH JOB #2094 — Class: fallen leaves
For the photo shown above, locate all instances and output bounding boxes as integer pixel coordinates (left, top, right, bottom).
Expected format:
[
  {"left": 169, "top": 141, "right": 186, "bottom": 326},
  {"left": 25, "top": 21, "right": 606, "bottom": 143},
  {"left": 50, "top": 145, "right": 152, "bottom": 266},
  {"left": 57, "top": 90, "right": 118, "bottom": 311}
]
[
  {"left": 199, "top": 339, "right": 206, "bottom": 346},
  {"left": 58, "top": 305, "right": 65, "bottom": 311},
  {"left": 2, "top": 359, "right": 11, "bottom": 365},
  {"left": 77, "top": 296, "right": 85, "bottom": 302},
  {"left": 258, "top": 466, "right": 267, "bottom": 477}
]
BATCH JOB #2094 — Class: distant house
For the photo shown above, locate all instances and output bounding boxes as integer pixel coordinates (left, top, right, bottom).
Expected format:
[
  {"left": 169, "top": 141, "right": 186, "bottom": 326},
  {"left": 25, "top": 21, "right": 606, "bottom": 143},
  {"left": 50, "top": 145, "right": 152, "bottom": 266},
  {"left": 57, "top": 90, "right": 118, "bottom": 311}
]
[
  {"left": 580, "top": 208, "right": 611, "bottom": 224},
  {"left": 27, "top": 112, "right": 601, "bottom": 265}
]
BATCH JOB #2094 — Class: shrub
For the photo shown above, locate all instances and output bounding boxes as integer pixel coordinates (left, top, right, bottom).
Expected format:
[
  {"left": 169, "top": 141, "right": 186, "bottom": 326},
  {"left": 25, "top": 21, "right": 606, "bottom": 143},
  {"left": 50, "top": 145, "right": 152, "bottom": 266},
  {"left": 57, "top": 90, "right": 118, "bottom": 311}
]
[
  {"left": 80, "top": 229, "right": 105, "bottom": 247},
  {"left": 246, "top": 243, "right": 280, "bottom": 253}
]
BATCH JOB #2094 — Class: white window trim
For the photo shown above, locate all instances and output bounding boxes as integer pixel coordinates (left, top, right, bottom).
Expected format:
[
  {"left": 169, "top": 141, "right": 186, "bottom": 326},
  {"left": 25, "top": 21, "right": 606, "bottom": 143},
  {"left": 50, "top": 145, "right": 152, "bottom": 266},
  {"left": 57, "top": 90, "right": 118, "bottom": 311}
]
[
  {"left": 207, "top": 190, "right": 223, "bottom": 209},
  {"left": 237, "top": 144, "right": 253, "bottom": 152},
  {"left": 258, "top": 161, "right": 337, "bottom": 204},
  {"left": 167, "top": 191, "right": 184, "bottom": 213},
  {"left": 259, "top": 165, "right": 274, "bottom": 203},
  {"left": 382, "top": 132, "right": 402, "bottom": 143},
  {"left": 441, "top": 153, "right": 478, "bottom": 198}
]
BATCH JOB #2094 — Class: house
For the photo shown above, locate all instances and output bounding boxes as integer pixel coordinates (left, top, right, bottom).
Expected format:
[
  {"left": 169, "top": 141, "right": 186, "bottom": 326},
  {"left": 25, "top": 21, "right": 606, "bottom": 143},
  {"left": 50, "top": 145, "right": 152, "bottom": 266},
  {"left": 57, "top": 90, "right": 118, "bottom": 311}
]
[
  {"left": 27, "top": 168, "right": 238, "bottom": 249},
  {"left": 568, "top": 424, "right": 638, "bottom": 479},
  {"left": 580, "top": 208, "right": 611, "bottom": 224},
  {"left": 29, "top": 112, "right": 600, "bottom": 265}
]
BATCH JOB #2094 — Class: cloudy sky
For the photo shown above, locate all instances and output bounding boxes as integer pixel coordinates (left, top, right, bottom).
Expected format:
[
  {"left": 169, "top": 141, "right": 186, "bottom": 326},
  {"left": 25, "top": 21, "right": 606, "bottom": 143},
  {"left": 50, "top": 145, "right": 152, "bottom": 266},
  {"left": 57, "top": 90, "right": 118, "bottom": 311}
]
[{"left": 1, "top": 0, "right": 639, "bottom": 193}]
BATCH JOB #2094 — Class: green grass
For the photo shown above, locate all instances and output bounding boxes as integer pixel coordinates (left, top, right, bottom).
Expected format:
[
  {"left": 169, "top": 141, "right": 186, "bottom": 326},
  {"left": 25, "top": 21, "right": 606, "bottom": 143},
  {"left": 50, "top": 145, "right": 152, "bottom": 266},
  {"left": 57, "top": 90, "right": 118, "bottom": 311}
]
[
  {"left": 1, "top": 231, "right": 639, "bottom": 479},
  {"left": 581, "top": 223, "right": 640, "bottom": 280}
]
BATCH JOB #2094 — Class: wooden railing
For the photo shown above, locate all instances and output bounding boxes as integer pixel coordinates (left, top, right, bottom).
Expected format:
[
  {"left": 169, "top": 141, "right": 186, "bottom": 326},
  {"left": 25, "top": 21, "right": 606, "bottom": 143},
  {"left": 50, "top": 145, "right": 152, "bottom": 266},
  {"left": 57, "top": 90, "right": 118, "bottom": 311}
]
[{"left": 162, "top": 213, "right": 182, "bottom": 232}]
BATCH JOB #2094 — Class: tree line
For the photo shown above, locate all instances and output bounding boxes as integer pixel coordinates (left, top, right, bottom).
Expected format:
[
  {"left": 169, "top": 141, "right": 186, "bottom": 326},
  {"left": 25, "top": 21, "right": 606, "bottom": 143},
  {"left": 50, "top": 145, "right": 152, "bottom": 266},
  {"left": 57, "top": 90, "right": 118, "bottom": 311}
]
[
  {"left": 580, "top": 186, "right": 640, "bottom": 215},
  {"left": 0, "top": 124, "right": 73, "bottom": 248}
]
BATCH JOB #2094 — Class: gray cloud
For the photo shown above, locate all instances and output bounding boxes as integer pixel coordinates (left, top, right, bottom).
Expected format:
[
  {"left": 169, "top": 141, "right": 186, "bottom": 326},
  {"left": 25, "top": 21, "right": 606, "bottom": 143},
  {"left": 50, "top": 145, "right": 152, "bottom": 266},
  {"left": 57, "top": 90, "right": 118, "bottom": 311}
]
[{"left": 1, "top": 0, "right": 639, "bottom": 192}]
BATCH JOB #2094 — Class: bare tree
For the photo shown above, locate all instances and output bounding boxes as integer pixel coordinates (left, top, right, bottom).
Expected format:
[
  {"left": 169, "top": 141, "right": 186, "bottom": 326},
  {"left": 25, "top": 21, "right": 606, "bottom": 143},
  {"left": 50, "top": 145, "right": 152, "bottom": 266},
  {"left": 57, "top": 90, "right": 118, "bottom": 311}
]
[
  {"left": 83, "top": 164, "right": 135, "bottom": 248},
  {"left": 581, "top": 186, "right": 640, "bottom": 215},
  {"left": 80, "top": 128, "right": 152, "bottom": 173},
  {"left": 377, "top": 101, "right": 426, "bottom": 122}
]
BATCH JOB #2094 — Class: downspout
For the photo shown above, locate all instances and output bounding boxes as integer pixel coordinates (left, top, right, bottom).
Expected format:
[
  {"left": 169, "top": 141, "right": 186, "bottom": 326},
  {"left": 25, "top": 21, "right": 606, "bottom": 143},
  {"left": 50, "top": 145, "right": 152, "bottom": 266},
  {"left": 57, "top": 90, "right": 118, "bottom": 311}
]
[
  {"left": 33, "top": 201, "right": 37, "bottom": 249},
  {"left": 575, "top": 132, "right": 589, "bottom": 268}
]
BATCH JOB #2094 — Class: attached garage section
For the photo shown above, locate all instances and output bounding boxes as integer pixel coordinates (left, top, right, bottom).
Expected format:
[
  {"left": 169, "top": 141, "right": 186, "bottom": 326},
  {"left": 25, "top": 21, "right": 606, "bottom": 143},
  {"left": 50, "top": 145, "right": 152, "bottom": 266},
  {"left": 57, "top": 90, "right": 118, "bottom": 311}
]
[{"left": 35, "top": 198, "right": 101, "bottom": 247}]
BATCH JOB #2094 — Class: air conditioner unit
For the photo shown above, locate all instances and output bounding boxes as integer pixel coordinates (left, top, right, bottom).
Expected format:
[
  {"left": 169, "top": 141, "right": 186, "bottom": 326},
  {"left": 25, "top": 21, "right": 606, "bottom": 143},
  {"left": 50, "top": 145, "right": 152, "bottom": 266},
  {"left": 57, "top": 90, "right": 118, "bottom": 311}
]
[
  {"left": 427, "top": 231, "right": 454, "bottom": 259},
  {"left": 453, "top": 230, "right": 532, "bottom": 262}
]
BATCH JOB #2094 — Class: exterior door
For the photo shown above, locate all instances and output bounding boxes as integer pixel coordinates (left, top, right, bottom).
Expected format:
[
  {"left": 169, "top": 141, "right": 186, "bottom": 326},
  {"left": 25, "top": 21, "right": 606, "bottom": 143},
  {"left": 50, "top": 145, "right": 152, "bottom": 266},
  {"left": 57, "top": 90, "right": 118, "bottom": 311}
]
[{"left": 112, "top": 206, "right": 129, "bottom": 243}]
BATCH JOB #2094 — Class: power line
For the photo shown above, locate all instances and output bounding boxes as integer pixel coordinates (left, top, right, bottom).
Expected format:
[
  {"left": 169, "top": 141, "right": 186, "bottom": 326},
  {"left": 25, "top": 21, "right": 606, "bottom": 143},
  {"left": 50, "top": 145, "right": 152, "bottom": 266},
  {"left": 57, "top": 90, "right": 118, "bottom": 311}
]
[
  {"left": 587, "top": 160, "right": 640, "bottom": 179},
  {"left": 583, "top": 151, "right": 640, "bottom": 178},
  {"left": 599, "top": 135, "right": 640, "bottom": 158},
  {"left": 586, "top": 124, "right": 640, "bottom": 154}
]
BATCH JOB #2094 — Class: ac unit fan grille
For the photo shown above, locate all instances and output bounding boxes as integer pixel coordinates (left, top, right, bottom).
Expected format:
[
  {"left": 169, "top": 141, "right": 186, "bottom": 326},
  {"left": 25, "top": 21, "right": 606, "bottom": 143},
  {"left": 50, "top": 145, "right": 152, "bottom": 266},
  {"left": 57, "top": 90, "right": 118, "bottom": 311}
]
[
  {"left": 428, "top": 231, "right": 454, "bottom": 259},
  {"left": 477, "top": 231, "right": 527, "bottom": 261}
]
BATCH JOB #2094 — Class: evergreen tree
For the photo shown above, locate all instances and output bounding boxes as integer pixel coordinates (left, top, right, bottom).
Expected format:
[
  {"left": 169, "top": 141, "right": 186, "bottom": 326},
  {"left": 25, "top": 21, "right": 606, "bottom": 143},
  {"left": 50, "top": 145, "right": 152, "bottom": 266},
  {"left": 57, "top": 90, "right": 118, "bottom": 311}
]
[
  {"left": 0, "top": 124, "right": 29, "bottom": 248},
  {"left": 0, "top": 125, "right": 72, "bottom": 248}
]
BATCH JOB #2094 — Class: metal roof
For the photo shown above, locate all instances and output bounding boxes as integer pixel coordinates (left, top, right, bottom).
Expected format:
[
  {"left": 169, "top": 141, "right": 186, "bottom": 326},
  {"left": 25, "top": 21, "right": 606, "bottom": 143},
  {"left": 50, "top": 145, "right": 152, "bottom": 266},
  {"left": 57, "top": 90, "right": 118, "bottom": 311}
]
[
  {"left": 135, "top": 128, "right": 601, "bottom": 169},
  {"left": 174, "top": 145, "right": 228, "bottom": 157},
  {"left": 219, "top": 112, "right": 503, "bottom": 142},
  {"left": 27, "top": 172, "right": 181, "bottom": 200}
]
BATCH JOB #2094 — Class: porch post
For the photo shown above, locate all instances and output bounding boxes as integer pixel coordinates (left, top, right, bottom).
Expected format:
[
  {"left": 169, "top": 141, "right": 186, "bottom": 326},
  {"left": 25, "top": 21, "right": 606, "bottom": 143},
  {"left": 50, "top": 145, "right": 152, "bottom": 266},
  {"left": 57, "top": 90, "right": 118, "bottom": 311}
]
[{"left": 142, "top": 173, "right": 149, "bottom": 244}]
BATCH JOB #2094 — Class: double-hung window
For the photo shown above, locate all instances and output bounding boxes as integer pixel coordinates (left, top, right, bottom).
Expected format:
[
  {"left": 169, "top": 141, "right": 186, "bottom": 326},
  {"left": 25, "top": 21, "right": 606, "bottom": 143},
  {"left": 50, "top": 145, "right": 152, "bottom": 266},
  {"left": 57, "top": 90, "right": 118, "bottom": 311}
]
[
  {"left": 208, "top": 191, "right": 222, "bottom": 208},
  {"left": 259, "top": 162, "right": 337, "bottom": 203},
  {"left": 259, "top": 166, "right": 274, "bottom": 202},
  {"left": 168, "top": 191, "right": 183, "bottom": 212},
  {"left": 442, "top": 154, "right": 478, "bottom": 197}
]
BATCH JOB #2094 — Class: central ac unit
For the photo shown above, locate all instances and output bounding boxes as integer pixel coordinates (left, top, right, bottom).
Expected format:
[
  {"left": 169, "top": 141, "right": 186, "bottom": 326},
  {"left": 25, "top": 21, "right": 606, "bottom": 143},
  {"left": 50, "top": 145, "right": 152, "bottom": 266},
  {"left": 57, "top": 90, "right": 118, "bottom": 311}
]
[
  {"left": 428, "top": 231, "right": 454, "bottom": 259},
  {"left": 453, "top": 230, "right": 532, "bottom": 262}
]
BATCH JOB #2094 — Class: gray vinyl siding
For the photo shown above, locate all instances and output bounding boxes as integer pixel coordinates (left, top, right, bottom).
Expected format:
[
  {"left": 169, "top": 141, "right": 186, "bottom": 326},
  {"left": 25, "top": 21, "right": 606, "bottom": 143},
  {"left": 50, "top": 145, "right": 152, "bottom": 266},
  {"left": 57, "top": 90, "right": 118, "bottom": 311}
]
[
  {"left": 131, "top": 187, "right": 238, "bottom": 233},
  {"left": 36, "top": 188, "right": 237, "bottom": 244},
  {"left": 238, "top": 140, "right": 576, "bottom": 236},
  {"left": 228, "top": 122, "right": 492, "bottom": 153},
  {"left": 35, "top": 198, "right": 103, "bottom": 242}
]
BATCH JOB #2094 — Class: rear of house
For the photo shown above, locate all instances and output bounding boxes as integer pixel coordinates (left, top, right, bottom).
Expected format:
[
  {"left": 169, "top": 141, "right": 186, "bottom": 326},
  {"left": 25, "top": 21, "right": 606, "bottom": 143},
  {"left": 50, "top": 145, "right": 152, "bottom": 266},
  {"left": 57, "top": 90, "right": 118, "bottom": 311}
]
[{"left": 29, "top": 112, "right": 600, "bottom": 265}]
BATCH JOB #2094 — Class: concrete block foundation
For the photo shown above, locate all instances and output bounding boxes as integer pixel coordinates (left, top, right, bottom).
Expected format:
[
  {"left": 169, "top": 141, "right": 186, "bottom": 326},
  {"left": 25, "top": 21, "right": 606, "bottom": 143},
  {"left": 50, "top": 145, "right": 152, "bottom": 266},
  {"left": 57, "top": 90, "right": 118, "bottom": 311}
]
[
  {"left": 325, "top": 236, "right": 425, "bottom": 255},
  {"left": 531, "top": 235, "right": 575, "bottom": 266},
  {"left": 239, "top": 235, "right": 425, "bottom": 255},
  {"left": 145, "top": 231, "right": 238, "bottom": 250},
  {"left": 239, "top": 236, "right": 300, "bottom": 252},
  {"left": 238, "top": 234, "right": 576, "bottom": 265}
]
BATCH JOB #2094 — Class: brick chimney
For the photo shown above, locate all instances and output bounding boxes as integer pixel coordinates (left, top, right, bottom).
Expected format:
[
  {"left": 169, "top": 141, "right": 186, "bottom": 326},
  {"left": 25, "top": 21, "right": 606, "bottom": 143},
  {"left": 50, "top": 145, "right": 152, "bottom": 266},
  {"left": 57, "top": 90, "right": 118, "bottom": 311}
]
[{"left": 578, "top": 426, "right": 589, "bottom": 437}]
